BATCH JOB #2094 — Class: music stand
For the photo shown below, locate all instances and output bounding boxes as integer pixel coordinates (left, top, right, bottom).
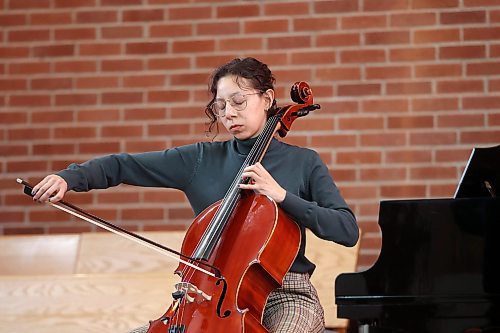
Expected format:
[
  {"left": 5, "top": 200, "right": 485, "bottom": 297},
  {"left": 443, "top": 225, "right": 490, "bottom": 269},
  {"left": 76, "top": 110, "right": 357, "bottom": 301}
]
[{"left": 454, "top": 145, "right": 500, "bottom": 198}]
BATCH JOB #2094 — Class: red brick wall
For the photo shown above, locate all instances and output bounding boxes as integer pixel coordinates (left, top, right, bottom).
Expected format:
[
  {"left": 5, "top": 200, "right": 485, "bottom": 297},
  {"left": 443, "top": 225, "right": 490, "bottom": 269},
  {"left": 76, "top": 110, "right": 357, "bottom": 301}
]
[{"left": 1, "top": 0, "right": 499, "bottom": 269}]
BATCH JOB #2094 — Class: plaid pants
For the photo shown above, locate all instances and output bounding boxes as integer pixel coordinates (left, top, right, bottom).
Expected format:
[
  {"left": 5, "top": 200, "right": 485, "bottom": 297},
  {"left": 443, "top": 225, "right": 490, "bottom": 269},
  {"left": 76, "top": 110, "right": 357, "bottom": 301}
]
[
  {"left": 263, "top": 271, "right": 325, "bottom": 333},
  {"left": 129, "top": 272, "right": 325, "bottom": 333}
]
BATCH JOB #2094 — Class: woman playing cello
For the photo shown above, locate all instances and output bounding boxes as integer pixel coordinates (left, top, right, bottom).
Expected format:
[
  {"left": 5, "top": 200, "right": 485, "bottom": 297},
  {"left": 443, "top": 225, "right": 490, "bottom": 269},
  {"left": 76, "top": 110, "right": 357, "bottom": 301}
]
[{"left": 31, "top": 57, "right": 359, "bottom": 333}]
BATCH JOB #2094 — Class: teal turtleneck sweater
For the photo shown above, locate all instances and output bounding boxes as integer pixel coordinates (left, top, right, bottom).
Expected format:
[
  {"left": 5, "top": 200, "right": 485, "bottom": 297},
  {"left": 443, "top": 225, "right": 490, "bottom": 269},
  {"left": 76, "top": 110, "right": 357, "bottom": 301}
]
[{"left": 58, "top": 137, "right": 358, "bottom": 274}]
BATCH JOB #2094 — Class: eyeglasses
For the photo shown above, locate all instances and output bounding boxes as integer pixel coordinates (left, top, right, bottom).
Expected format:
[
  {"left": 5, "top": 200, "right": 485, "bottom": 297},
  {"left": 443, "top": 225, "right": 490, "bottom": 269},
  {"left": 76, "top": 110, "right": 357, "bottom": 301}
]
[{"left": 210, "top": 92, "right": 261, "bottom": 117}]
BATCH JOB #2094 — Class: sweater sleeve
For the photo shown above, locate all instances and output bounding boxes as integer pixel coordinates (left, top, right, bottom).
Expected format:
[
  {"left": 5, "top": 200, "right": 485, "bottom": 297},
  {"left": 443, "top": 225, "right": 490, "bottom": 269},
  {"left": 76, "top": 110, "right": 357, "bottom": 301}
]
[
  {"left": 57, "top": 146, "right": 199, "bottom": 192},
  {"left": 279, "top": 152, "right": 359, "bottom": 247}
]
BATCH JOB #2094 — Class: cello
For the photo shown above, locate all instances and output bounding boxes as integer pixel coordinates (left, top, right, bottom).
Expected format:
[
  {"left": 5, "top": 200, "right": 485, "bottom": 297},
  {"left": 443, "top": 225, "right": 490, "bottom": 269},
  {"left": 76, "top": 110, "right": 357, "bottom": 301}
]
[{"left": 18, "top": 81, "right": 320, "bottom": 333}]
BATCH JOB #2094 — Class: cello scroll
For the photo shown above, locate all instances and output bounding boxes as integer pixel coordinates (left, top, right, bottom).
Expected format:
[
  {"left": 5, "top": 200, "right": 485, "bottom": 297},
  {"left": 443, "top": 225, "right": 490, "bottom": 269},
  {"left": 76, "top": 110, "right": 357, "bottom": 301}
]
[{"left": 276, "top": 81, "right": 321, "bottom": 138}]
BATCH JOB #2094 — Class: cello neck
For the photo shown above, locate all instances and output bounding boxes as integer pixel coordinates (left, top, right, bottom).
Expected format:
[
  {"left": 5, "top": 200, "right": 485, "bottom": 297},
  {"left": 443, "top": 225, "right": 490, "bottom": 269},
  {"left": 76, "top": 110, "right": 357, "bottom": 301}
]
[{"left": 192, "top": 113, "right": 282, "bottom": 261}]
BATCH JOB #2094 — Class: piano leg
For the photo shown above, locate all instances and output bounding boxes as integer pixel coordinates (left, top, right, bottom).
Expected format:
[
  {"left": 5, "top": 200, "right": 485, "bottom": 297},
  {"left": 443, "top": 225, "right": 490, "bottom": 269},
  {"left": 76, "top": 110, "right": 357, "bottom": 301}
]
[
  {"left": 356, "top": 322, "right": 408, "bottom": 333},
  {"left": 359, "top": 324, "right": 369, "bottom": 333}
]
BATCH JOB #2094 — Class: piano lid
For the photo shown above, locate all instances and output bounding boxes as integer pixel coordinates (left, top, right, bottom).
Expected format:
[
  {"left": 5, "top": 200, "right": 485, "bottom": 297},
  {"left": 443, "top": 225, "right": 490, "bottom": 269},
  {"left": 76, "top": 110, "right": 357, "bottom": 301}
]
[{"left": 454, "top": 144, "right": 500, "bottom": 199}]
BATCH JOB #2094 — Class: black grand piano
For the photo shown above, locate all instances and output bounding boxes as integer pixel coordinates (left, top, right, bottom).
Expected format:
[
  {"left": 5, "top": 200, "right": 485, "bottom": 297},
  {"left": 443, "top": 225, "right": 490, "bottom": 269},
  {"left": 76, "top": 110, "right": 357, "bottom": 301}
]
[{"left": 335, "top": 145, "right": 500, "bottom": 333}]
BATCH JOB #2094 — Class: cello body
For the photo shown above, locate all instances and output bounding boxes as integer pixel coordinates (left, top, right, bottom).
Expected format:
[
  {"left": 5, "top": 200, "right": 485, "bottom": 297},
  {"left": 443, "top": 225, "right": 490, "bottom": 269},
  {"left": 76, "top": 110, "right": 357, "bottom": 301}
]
[{"left": 147, "top": 192, "right": 301, "bottom": 333}]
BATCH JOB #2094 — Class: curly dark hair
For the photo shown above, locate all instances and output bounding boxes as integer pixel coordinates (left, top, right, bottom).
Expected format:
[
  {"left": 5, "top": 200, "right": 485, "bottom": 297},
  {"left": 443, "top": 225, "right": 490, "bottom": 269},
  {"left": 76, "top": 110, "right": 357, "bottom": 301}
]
[{"left": 205, "top": 57, "right": 277, "bottom": 136}]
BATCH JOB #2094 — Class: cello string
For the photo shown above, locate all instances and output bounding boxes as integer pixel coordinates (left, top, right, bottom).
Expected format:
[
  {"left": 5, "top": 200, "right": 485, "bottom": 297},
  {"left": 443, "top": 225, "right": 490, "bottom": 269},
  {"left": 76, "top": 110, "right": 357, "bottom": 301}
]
[
  {"left": 173, "top": 114, "right": 281, "bottom": 325},
  {"left": 205, "top": 115, "right": 279, "bottom": 241},
  {"left": 201, "top": 114, "right": 279, "bottom": 254},
  {"left": 192, "top": 114, "right": 280, "bottom": 265},
  {"left": 177, "top": 261, "right": 199, "bottom": 327}
]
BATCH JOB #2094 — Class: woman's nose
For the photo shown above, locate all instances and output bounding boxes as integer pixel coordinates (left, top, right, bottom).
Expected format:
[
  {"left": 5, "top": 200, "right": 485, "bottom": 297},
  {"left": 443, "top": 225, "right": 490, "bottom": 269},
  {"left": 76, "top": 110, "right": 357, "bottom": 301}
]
[{"left": 224, "top": 103, "right": 238, "bottom": 117}]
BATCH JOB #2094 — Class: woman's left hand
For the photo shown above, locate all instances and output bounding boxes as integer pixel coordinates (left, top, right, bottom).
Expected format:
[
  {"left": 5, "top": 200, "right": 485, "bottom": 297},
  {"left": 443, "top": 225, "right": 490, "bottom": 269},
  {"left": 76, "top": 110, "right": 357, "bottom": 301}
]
[{"left": 239, "top": 162, "right": 286, "bottom": 203}]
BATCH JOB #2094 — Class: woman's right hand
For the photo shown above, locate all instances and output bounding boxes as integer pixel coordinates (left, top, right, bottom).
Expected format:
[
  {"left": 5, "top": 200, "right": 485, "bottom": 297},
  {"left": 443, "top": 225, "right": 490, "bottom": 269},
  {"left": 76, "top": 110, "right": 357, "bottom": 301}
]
[{"left": 32, "top": 174, "right": 68, "bottom": 203}]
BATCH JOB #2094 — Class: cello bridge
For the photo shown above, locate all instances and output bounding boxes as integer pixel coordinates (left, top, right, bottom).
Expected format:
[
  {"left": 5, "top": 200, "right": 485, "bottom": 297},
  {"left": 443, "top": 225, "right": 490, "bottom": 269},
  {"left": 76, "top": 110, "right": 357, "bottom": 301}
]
[{"left": 174, "top": 282, "right": 212, "bottom": 303}]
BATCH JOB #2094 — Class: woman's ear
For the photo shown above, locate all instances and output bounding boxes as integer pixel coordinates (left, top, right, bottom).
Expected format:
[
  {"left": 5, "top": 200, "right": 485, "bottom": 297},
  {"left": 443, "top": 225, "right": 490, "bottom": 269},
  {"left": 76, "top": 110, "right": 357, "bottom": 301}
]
[{"left": 264, "top": 89, "right": 275, "bottom": 109}]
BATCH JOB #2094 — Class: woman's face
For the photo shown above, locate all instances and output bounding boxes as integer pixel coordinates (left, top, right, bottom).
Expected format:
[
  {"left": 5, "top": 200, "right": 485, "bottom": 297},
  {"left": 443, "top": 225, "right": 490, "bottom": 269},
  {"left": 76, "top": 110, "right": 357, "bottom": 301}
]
[{"left": 215, "top": 75, "right": 273, "bottom": 140}]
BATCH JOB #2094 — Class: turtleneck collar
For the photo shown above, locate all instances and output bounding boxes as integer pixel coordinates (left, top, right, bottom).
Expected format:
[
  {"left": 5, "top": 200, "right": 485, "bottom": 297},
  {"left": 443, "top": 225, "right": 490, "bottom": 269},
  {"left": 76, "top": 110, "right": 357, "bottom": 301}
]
[{"left": 232, "top": 136, "right": 278, "bottom": 156}]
